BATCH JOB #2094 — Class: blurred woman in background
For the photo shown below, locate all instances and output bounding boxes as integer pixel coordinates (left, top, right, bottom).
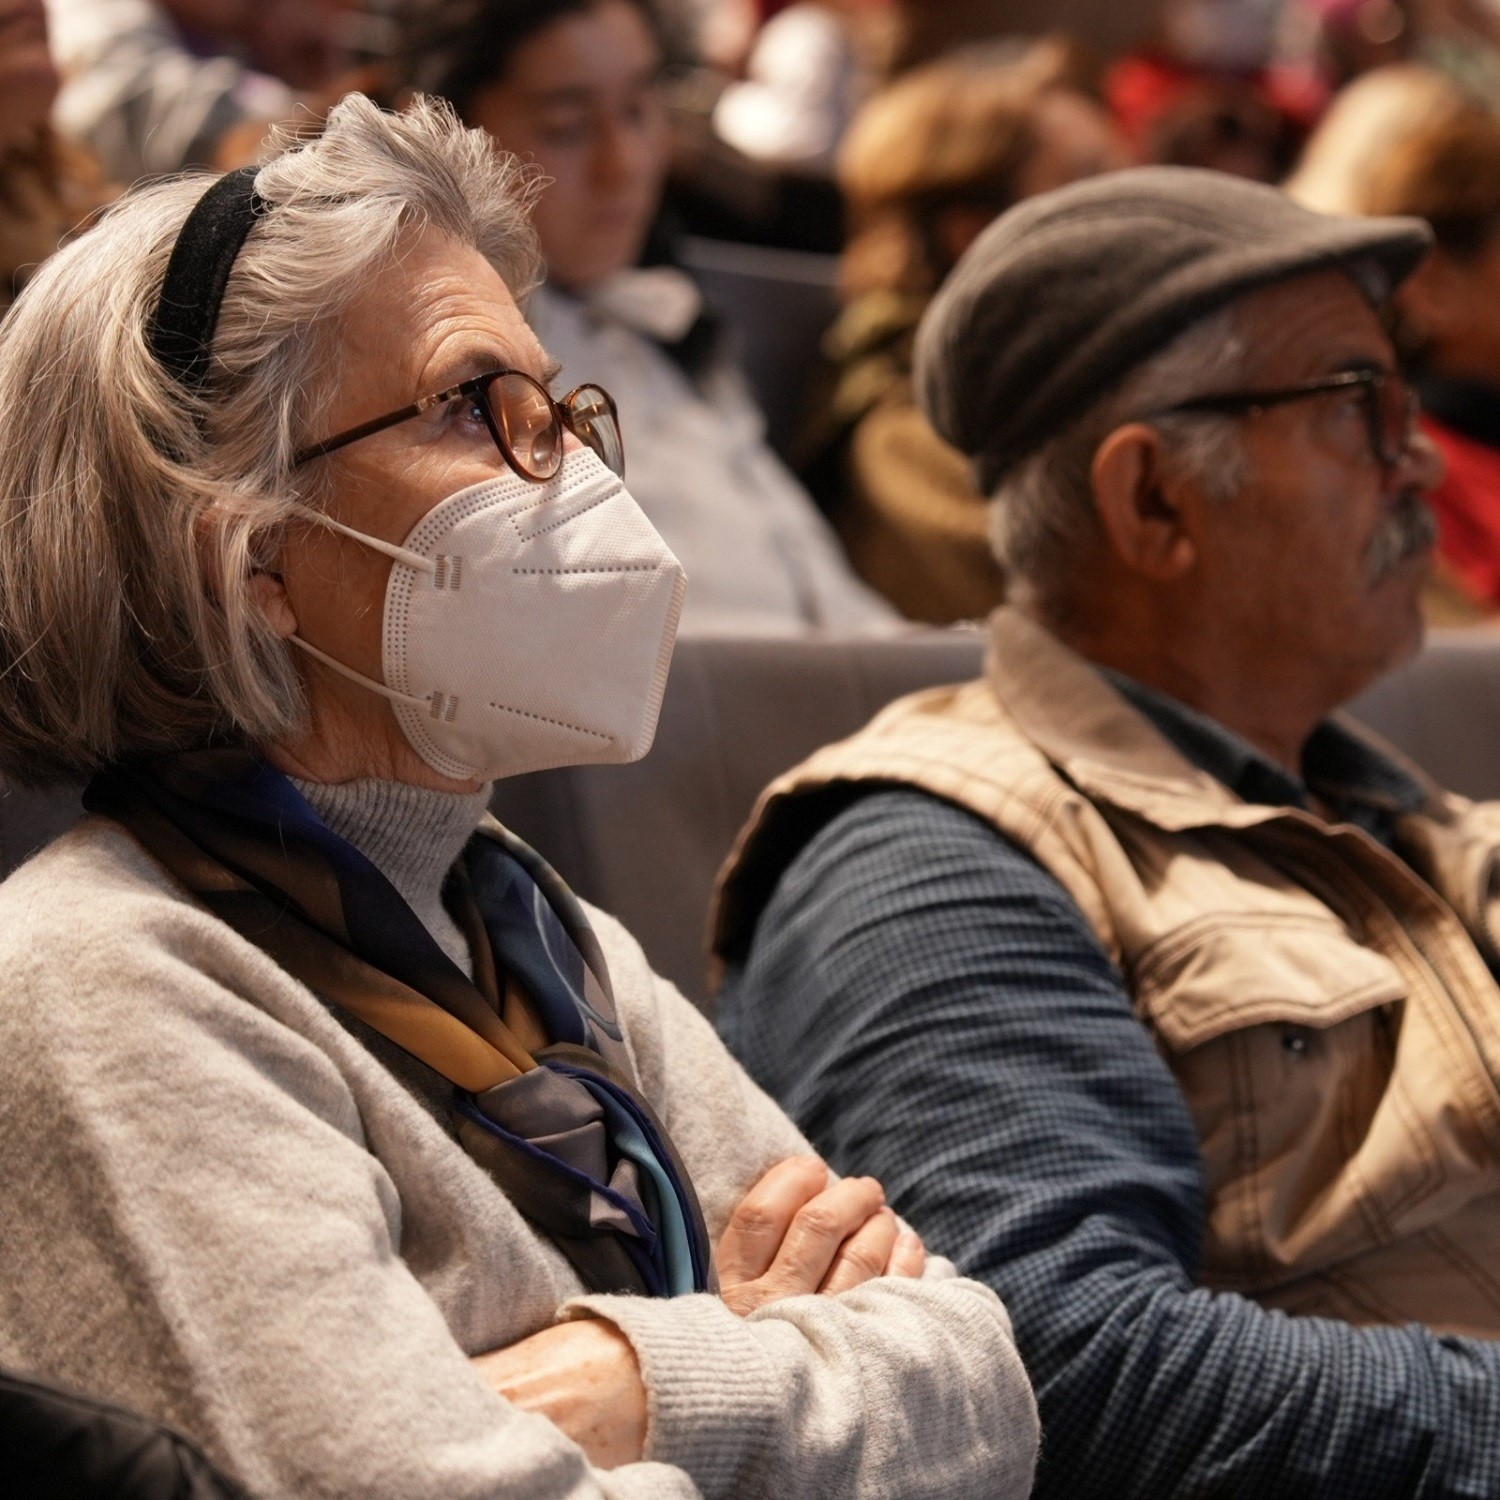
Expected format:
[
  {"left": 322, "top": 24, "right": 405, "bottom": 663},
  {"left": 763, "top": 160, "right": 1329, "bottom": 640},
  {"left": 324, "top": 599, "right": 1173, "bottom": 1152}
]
[
  {"left": 1284, "top": 61, "right": 1467, "bottom": 214},
  {"left": 397, "top": 0, "right": 896, "bottom": 633},
  {"left": 1362, "top": 102, "right": 1500, "bottom": 617},
  {"left": 815, "top": 37, "right": 1125, "bottom": 622},
  {"left": 0, "top": 0, "right": 109, "bottom": 311}
]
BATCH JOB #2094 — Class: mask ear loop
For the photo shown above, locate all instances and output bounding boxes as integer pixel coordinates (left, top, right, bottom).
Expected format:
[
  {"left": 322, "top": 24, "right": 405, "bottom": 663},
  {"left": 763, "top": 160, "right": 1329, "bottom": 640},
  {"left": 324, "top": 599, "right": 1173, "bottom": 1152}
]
[
  {"left": 281, "top": 501, "right": 437, "bottom": 711},
  {"left": 285, "top": 500, "right": 437, "bottom": 575},
  {"left": 286, "top": 634, "right": 432, "bottom": 711}
]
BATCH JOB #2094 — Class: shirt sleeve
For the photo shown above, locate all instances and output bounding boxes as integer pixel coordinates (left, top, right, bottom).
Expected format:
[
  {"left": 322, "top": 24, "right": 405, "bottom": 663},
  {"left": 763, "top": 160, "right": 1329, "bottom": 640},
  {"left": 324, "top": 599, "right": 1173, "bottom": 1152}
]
[
  {"left": 579, "top": 908, "right": 1039, "bottom": 1500},
  {"left": 716, "top": 788, "right": 1500, "bottom": 1500}
]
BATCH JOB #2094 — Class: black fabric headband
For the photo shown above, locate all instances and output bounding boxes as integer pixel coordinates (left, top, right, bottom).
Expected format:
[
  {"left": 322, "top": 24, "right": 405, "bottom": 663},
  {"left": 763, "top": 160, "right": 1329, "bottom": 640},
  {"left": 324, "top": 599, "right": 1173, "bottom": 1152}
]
[{"left": 148, "top": 166, "right": 268, "bottom": 395}]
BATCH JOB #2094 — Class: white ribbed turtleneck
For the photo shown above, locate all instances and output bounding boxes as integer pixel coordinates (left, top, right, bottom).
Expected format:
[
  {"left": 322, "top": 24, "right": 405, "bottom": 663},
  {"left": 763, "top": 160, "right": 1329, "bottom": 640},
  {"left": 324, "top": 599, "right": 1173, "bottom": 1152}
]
[{"left": 290, "top": 777, "right": 492, "bottom": 977}]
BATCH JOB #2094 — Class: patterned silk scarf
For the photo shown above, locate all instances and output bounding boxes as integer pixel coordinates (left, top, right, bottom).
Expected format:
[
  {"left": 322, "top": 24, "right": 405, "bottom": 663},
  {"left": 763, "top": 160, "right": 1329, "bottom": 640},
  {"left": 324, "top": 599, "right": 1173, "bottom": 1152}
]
[{"left": 84, "top": 750, "right": 713, "bottom": 1299}]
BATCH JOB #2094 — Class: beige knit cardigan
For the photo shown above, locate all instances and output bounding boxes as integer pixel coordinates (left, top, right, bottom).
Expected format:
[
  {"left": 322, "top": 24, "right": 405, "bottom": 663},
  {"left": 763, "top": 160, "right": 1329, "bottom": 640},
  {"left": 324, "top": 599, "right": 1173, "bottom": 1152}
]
[{"left": 0, "top": 818, "right": 1038, "bottom": 1500}]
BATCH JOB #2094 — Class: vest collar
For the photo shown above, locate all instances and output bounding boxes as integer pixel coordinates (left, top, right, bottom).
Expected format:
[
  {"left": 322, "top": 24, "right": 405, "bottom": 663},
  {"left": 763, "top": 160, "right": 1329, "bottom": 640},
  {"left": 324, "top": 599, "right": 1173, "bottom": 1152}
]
[{"left": 983, "top": 608, "right": 1435, "bottom": 834}]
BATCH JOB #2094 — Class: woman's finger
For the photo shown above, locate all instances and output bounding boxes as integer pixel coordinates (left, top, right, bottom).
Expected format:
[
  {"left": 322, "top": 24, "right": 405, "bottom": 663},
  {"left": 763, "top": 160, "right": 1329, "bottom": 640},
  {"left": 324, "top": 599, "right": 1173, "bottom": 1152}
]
[
  {"left": 886, "top": 1228, "right": 927, "bottom": 1279},
  {"left": 820, "top": 1205, "right": 900, "bottom": 1294},
  {"left": 765, "top": 1175, "right": 886, "bottom": 1294},
  {"left": 716, "top": 1155, "right": 829, "bottom": 1285}
]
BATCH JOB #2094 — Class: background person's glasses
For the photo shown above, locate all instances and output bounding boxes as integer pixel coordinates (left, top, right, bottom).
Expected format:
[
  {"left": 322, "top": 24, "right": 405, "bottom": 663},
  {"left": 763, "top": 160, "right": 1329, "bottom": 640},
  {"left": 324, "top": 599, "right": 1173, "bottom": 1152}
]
[
  {"left": 293, "top": 369, "right": 625, "bottom": 480},
  {"left": 1151, "top": 369, "right": 1418, "bottom": 472}
]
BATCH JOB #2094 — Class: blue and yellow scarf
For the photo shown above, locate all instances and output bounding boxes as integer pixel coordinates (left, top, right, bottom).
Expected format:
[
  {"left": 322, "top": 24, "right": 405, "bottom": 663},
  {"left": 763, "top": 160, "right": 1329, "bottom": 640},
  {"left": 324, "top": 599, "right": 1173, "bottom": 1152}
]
[{"left": 85, "top": 750, "right": 713, "bottom": 1300}]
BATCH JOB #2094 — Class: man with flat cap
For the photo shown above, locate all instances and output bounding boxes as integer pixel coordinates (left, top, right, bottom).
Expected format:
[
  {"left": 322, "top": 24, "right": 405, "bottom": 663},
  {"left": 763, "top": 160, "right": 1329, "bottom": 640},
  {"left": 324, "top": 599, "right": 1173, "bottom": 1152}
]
[{"left": 713, "top": 166, "right": 1500, "bottom": 1496}]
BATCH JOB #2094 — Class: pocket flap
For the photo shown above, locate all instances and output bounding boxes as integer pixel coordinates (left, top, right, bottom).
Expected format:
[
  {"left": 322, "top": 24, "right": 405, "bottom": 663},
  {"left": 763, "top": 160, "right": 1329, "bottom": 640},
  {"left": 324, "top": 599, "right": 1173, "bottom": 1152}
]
[{"left": 1134, "top": 912, "right": 1408, "bottom": 1052}]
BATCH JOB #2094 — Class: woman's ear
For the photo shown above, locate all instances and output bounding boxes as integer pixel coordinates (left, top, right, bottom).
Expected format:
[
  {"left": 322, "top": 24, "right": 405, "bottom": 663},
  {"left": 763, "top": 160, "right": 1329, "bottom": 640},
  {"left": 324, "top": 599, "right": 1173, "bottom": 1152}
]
[
  {"left": 249, "top": 568, "right": 298, "bottom": 640},
  {"left": 193, "top": 510, "right": 299, "bottom": 638},
  {"left": 1089, "top": 422, "right": 1199, "bottom": 582}
]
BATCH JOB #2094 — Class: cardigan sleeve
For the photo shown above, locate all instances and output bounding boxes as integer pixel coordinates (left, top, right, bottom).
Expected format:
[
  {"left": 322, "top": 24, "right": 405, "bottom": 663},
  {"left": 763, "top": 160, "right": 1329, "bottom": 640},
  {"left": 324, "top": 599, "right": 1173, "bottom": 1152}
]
[
  {"left": 581, "top": 907, "right": 1039, "bottom": 1500},
  {"left": 716, "top": 787, "right": 1500, "bottom": 1500}
]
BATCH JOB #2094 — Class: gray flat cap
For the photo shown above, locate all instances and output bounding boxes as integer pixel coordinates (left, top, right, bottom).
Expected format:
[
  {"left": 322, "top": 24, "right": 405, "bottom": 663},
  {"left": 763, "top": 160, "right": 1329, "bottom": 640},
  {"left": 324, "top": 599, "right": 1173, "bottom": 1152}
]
[{"left": 914, "top": 165, "right": 1433, "bottom": 493}]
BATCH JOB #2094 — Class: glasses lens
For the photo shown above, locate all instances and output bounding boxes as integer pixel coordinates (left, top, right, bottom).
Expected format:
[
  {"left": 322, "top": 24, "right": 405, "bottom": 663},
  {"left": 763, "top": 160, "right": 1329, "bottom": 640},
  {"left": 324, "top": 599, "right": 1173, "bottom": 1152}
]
[
  {"left": 492, "top": 372, "right": 563, "bottom": 479},
  {"left": 564, "top": 384, "right": 625, "bottom": 478}
]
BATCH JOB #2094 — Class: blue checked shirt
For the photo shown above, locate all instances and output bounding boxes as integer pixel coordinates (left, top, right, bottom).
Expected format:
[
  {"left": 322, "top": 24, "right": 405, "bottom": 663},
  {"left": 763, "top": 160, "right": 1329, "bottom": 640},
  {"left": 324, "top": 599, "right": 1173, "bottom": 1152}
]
[{"left": 717, "top": 680, "right": 1500, "bottom": 1499}]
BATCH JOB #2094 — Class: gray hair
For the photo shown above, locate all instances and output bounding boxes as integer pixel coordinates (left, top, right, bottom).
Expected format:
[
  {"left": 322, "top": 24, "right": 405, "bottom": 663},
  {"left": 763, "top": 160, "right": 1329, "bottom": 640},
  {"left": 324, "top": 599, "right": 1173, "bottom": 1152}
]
[
  {"left": 0, "top": 93, "right": 541, "bottom": 786},
  {"left": 991, "top": 303, "right": 1250, "bottom": 615}
]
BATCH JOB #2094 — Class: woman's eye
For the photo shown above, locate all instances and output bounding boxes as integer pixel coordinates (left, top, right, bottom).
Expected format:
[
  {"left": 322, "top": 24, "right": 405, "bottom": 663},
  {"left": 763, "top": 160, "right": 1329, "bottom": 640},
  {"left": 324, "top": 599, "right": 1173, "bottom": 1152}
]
[
  {"left": 535, "top": 111, "right": 592, "bottom": 148},
  {"left": 444, "top": 396, "right": 489, "bottom": 436}
]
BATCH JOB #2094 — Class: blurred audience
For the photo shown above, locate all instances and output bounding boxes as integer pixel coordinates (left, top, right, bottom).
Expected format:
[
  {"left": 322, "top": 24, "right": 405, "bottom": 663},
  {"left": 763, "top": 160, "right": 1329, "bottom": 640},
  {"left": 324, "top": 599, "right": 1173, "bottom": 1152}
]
[
  {"left": 1362, "top": 103, "right": 1500, "bottom": 616},
  {"left": 397, "top": 0, "right": 896, "bottom": 632},
  {"left": 1107, "top": 0, "right": 1324, "bottom": 181},
  {"left": 1285, "top": 61, "right": 1467, "bottom": 212},
  {"left": 0, "top": 0, "right": 109, "bottom": 310},
  {"left": 815, "top": 37, "right": 1126, "bottom": 622},
  {"left": 45, "top": 0, "right": 355, "bottom": 180}
]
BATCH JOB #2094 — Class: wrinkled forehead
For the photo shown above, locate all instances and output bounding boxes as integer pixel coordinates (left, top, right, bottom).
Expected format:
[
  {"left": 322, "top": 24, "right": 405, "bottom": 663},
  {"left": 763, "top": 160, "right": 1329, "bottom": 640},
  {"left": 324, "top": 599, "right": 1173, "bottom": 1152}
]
[
  {"left": 1228, "top": 266, "right": 1397, "bottom": 382},
  {"left": 324, "top": 228, "right": 553, "bottom": 421}
]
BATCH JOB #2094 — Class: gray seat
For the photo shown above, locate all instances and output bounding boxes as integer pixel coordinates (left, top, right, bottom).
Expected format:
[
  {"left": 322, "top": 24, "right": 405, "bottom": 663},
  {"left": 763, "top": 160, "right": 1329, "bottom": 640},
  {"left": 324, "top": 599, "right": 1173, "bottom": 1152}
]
[
  {"left": 8, "top": 628, "right": 1500, "bottom": 1006},
  {"left": 493, "top": 628, "right": 1500, "bottom": 1004},
  {"left": 678, "top": 235, "right": 840, "bottom": 459}
]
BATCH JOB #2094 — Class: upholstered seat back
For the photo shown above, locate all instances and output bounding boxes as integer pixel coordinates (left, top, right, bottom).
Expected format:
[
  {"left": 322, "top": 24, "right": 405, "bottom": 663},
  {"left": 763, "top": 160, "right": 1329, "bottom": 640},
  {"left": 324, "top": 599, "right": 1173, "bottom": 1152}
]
[{"left": 6, "top": 628, "right": 1500, "bottom": 1006}]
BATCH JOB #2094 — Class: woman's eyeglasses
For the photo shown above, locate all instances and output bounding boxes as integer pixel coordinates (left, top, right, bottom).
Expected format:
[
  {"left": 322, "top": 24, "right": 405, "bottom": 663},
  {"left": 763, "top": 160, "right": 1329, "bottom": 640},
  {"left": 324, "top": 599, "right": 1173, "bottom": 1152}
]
[
  {"left": 1150, "top": 369, "right": 1419, "bottom": 472},
  {"left": 293, "top": 369, "right": 625, "bottom": 481}
]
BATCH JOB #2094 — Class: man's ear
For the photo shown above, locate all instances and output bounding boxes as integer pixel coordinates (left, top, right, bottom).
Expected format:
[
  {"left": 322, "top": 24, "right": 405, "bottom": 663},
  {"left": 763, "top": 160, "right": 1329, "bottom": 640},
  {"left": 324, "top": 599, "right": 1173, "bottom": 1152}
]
[{"left": 1089, "top": 422, "right": 1199, "bottom": 582}]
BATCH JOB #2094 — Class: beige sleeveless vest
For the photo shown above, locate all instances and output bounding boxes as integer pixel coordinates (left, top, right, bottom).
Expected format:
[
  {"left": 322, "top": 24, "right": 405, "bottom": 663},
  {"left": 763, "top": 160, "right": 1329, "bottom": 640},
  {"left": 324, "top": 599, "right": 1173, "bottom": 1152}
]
[{"left": 715, "top": 609, "right": 1500, "bottom": 1336}]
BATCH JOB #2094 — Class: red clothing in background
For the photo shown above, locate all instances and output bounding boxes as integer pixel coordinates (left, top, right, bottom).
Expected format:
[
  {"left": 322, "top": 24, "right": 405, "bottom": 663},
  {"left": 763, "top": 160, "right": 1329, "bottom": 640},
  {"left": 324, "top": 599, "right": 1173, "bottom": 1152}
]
[
  {"left": 1421, "top": 412, "right": 1500, "bottom": 610},
  {"left": 1105, "top": 52, "right": 1326, "bottom": 179}
]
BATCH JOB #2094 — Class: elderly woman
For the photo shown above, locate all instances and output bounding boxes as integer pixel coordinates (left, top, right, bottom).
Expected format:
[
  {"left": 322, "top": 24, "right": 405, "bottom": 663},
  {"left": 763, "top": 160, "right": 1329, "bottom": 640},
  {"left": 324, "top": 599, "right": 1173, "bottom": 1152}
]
[{"left": 0, "top": 95, "right": 1037, "bottom": 1498}]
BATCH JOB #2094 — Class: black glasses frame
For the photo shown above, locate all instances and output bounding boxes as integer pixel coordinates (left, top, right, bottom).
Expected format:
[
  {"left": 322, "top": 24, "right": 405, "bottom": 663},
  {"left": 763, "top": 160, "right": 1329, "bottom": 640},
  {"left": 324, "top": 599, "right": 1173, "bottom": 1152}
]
[
  {"left": 1151, "top": 369, "right": 1418, "bottom": 471},
  {"left": 292, "top": 368, "right": 624, "bottom": 479}
]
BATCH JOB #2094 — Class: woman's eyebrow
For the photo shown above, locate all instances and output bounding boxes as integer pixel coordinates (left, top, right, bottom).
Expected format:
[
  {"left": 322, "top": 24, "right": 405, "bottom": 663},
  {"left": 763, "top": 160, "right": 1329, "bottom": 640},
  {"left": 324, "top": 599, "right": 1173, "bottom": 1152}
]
[{"left": 429, "top": 348, "right": 561, "bottom": 391}]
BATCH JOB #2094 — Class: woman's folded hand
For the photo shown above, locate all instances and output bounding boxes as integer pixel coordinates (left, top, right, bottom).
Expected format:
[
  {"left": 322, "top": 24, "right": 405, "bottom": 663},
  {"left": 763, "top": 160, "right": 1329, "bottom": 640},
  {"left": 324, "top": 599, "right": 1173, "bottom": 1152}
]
[
  {"left": 471, "top": 1319, "right": 648, "bottom": 1470},
  {"left": 470, "top": 1155, "right": 926, "bottom": 1467},
  {"left": 716, "top": 1155, "right": 926, "bottom": 1316}
]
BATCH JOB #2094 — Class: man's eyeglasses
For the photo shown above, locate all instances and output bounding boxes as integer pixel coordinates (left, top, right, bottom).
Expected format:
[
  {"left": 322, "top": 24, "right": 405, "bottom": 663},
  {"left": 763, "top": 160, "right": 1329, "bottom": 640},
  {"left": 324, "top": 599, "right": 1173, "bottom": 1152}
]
[
  {"left": 293, "top": 368, "right": 625, "bottom": 481},
  {"left": 1150, "top": 369, "right": 1419, "bottom": 472}
]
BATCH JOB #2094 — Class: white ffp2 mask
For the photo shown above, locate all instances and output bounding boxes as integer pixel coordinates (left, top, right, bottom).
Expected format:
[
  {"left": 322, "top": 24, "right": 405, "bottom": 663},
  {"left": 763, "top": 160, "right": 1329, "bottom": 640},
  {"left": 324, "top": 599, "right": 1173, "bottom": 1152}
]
[{"left": 290, "top": 447, "right": 687, "bottom": 782}]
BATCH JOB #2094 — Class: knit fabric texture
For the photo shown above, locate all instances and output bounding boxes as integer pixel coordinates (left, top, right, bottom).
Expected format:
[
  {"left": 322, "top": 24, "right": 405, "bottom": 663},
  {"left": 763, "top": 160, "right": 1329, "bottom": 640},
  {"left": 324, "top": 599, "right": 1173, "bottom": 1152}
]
[
  {"left": 913, "top": 165, "right": 1432, "bottom": 490},
  {"left": 0, "top": 816, "right": 1038, "bottom": 1500},
  {"left": 719, "top": 686, "right": 1500, "bottom": 1499},
  {"left": 290, "top": 775, "right": 491, "bottom": 977}
]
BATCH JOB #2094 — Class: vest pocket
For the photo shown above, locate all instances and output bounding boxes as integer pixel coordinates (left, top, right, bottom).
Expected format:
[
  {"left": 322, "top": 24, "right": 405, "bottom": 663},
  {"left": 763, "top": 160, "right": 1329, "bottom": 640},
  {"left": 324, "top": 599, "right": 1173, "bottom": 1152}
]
[
  {"left": 1133, "top": 911, "right": 1408, "bottom": 1052},
  {"left": 1135, "top": 912, "right": 1462, "bottom": 1282}
]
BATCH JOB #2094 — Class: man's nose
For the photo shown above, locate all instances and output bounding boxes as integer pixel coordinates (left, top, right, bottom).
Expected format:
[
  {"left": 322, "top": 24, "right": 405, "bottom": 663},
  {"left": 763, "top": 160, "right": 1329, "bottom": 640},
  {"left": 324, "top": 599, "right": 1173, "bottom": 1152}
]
[{"left": 1396, "top": 424, "right": 1446, "bottom": 494}]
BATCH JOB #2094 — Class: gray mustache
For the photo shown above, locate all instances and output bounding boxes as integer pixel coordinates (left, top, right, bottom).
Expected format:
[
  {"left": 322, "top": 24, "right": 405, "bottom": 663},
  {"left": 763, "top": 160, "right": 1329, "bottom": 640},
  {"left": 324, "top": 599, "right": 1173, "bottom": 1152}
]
[{"left": 1367, "top": 493, "right": 1438, "bottom": 585}]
